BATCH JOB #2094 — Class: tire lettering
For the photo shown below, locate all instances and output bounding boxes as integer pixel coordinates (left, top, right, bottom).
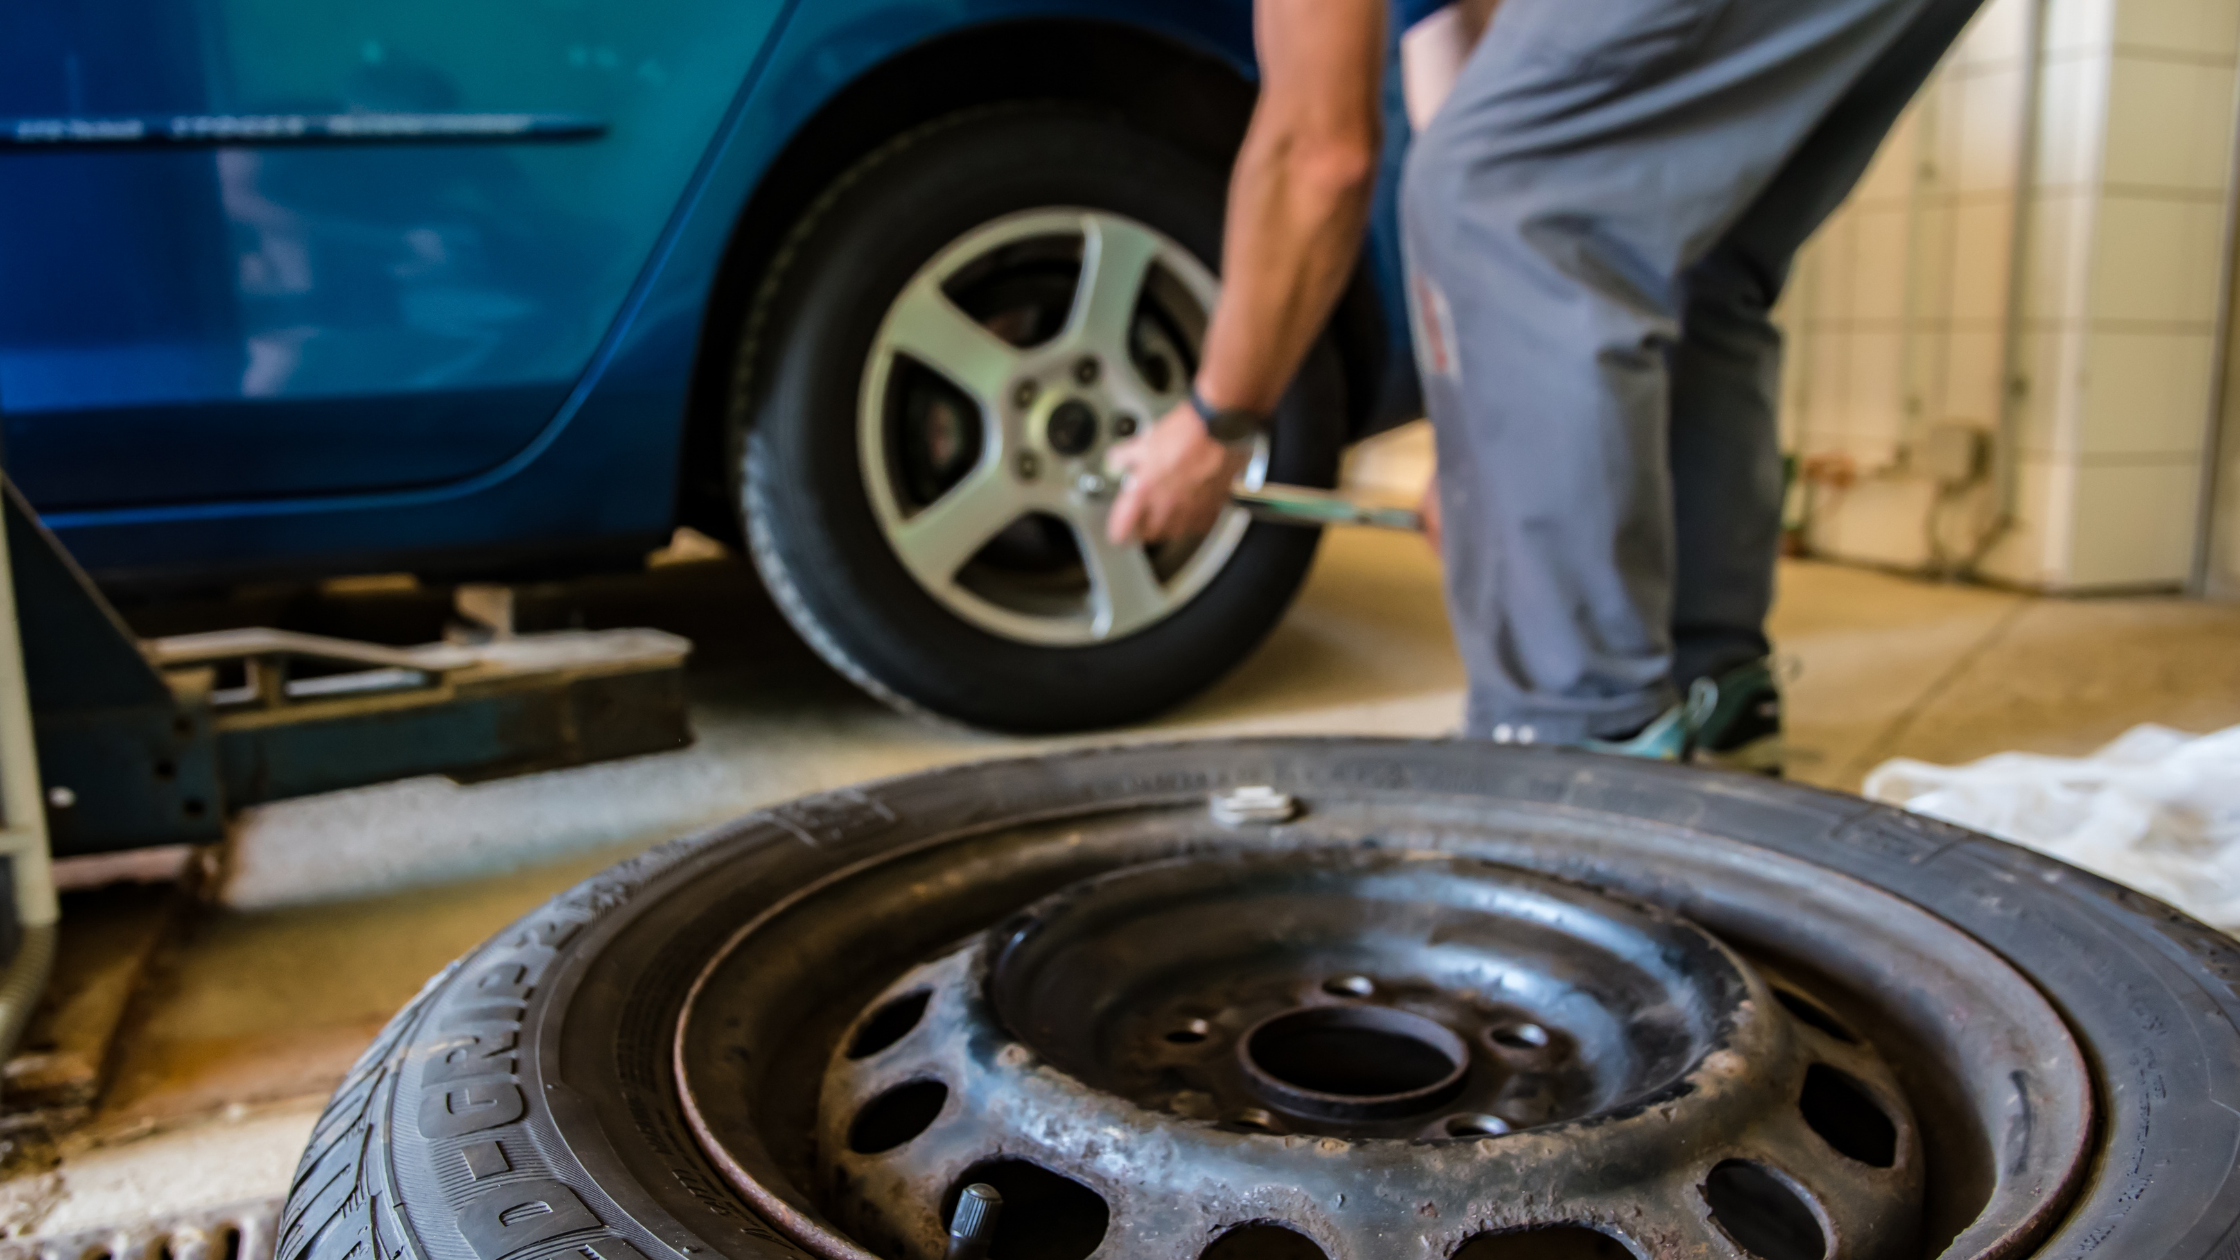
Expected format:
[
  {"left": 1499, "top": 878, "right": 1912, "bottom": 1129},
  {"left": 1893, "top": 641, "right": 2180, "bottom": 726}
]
[
  {"left": 420, "top": 1081, "right": 526, "bottom": 1138},
  {"left": 512, "top": 917, "right": 586, "bottom": 951},
  {"left": 424, "top": 1024, "right": 521, "bottom": 1085},
  {"left": 763, "top": 789, "right": 896, "bottom": 847},
  {"left": 449, "top": 1001, "right": 527, "bottom": 1025},
  {"left": 422, "top": 914, "right": 610, "bottom": 1255},
  {"left": 454, "top": 1178, "right": 599, "bottom": 1259},
  {"left": 473, "top": 960, "right": 538, "bottom": 1002}
]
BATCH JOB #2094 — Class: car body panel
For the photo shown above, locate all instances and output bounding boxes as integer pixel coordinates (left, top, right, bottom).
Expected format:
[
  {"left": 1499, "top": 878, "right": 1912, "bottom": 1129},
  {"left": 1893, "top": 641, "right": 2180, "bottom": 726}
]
[
  {"left": 2, "top": 0, "right": 794, "bottom": 508},
  {"left": 0, "top": 0, "right": 1417, "bottom": 588}
]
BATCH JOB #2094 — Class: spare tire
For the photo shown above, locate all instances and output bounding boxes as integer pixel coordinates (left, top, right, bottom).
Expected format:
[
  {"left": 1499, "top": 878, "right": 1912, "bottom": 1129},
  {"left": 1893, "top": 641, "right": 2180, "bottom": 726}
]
[{"left": 277, "top": 741, "right": 2240, "bottom": 1260}]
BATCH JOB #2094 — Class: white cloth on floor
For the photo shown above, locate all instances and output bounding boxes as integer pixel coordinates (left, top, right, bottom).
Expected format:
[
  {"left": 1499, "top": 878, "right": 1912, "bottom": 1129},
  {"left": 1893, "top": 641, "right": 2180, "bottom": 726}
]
[{"left": 1864, "top": 724, "right": 2240, "bottom": 933}]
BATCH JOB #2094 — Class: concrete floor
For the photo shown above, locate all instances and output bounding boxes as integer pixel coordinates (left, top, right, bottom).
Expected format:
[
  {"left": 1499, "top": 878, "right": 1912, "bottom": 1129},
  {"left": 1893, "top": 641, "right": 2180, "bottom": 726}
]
[{"left": 6, "top": 425, "right": 2239, "bottom": 1247}]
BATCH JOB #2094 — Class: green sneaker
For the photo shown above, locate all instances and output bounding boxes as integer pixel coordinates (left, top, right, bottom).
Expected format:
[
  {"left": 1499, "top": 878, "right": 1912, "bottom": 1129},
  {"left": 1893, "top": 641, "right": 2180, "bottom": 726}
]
[
  {"left": 1687, "top": 657, "right": 1784, "bottom": 776},
  {"left": 1579, "top": 682, "right": 1718, "bottom": 761}
]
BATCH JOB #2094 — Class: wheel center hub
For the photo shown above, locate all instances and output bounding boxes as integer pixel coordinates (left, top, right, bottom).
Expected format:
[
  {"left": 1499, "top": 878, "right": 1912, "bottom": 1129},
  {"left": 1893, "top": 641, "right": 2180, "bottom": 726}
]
[
  {"left": 802, "top": 850, "right": 1928, "bottom": 1258},
  {"left": 975, "top": 850, "right": 1728, "bottom": 1141},
  {"left": 1238, "top": 1004, "right": 1468, "bottom": 1121},
  {"left": 1044, "top": 399, "right": 1099, "bottom": 456}
]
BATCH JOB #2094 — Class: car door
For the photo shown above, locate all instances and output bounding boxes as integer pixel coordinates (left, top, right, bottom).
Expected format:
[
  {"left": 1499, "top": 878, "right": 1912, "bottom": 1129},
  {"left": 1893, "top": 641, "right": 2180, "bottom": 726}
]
[{"left": 0, "top": 0, "right": 789, "bottom": 511}]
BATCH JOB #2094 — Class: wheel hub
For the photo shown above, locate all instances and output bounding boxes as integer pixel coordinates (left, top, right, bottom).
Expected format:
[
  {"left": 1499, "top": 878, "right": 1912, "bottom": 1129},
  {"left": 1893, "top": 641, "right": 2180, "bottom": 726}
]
[
  {"left": 855, "top": 208, "right": 1270, "bottom": 645},
  {"left": 1044, "top": 399, "right": 1099, "bottom": 456},
  {"left": 812, "top": 853, "right": 1925, "bottom": 1259},
  {"left": 1234, "top": 1004, "right": 1471, "bottom": 1124}
]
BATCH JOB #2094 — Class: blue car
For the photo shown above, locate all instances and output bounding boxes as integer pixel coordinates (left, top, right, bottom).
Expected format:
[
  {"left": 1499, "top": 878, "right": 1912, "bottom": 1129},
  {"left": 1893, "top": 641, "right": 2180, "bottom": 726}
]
[{"left": 1, "top": 2, "right": 1418, "bottom": 731}]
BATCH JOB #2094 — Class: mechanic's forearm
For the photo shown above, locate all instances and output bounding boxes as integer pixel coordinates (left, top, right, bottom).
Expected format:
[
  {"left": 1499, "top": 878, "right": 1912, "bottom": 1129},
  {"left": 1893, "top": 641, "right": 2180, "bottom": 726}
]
[
  {"left": 1195, "top": 129, "right": 1377, "bottom": 415},
  {"left": 1194, "top": 0, "right": 1385, "bottom": 417}
]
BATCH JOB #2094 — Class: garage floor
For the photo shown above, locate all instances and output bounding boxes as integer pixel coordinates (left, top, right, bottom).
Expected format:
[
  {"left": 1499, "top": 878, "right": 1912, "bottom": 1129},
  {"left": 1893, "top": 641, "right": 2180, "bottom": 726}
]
[{"left": 6, "top": 426, "right": 2239, "bottom": 1248}]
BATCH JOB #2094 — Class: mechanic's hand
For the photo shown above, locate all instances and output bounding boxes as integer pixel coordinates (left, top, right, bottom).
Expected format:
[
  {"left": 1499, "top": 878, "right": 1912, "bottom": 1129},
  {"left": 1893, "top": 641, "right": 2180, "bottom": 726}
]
[{"left": 1105, "top": 403, "right": 1253, "bottom": 544}]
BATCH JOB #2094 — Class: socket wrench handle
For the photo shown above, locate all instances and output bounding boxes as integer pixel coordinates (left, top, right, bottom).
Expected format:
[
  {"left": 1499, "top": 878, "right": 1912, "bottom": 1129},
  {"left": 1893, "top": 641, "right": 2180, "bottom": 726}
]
[{"left": 1231, "top": 483, "right": 1425, "bottom": 533}]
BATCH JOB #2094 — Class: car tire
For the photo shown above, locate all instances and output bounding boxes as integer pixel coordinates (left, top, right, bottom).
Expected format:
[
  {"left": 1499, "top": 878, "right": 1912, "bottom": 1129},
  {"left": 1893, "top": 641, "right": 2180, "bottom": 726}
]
[
  {"left": 730, "top": 108, "right": 1346, "bottom": 734},
  {"left": 278, "top": 741, "right": 2240, "bottom": 1260}
]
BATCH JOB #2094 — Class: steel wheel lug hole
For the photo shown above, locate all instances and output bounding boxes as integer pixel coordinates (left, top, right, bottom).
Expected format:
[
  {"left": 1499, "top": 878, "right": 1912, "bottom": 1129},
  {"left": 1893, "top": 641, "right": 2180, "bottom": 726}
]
[
  {"left": 1012, "top": 379, "right": 1040, "bottom": 409},
  {"left": 1441, "top": 1112, "right": 1510, "bottom": 1139},
  {"left": 1073, "top": 356, "right": 1100, "bottom": 385},
  {"left": 1488, "top": 1021, "right": 1551, "bottom": 1052},
  {"left": 1224, "top": 1108, "right": 1283, "bottom": 1134},
  {"left": 1016, "top": 451, "right": 1040, "bottom": 480},
  {"left": 1113, "top": 414, "right": 1138, "bottom": 439},
  {"left": 1164, "top": 1018, "right": 1213, "bottom": 1046}
]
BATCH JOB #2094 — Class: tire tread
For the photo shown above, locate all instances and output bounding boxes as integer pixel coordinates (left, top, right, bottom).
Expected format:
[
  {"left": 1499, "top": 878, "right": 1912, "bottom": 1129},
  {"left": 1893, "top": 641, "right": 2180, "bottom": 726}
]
[
  {"left": 277, "top": 963, "right": 457, "bottom": 1260},
  {"left": 731, "top": 108, "right": 1025, "bottom": 728}
]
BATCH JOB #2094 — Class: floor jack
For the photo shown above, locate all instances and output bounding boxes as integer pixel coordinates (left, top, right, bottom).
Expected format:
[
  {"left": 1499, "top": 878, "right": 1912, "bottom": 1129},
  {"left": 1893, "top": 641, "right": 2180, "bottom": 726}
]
[
  {"left": 8, "top": 481, "right": 692, "bottom": 862},
  {"left": 0, "top": 477, "right": 692, "bottom": 1112}
]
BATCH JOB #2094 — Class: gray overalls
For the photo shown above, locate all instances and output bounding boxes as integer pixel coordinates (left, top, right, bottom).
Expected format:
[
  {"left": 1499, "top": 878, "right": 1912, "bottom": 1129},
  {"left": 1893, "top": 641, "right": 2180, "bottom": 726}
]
[{"left": 1401, "top": 0, "right": 1986, "bottom": 742}]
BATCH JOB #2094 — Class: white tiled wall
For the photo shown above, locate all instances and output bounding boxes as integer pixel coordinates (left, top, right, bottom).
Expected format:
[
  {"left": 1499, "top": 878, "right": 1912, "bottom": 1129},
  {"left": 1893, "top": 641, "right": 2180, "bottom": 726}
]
[{"left": 1779, "top": 0, "right": 2237, "bottom": 591}]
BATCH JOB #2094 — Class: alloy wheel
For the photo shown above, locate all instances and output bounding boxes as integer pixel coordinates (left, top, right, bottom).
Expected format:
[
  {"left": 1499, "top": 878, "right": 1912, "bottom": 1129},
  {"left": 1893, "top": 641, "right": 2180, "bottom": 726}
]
[{"left": 856, "top": 209, "right": 1268, "bottom": 646}]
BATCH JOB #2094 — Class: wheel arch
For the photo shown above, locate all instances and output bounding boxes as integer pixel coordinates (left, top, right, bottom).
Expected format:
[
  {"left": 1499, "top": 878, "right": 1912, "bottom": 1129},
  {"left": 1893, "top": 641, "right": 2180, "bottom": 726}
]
[{"left": 672, "top": 16, "right": 1397, "bottom": 545}]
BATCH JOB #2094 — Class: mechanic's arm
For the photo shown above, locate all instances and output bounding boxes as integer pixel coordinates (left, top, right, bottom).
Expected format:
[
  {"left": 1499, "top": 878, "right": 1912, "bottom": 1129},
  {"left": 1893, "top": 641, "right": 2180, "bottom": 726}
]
[{"left": 1105, "top": 0, "right": 1386, "bottom": 544}]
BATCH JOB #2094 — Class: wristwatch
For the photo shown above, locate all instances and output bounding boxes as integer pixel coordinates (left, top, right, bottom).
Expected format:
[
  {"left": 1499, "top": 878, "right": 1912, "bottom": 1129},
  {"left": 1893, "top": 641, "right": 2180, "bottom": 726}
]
[{"left": 1189, "top": 386, "right": 1267, "bottom": 444}]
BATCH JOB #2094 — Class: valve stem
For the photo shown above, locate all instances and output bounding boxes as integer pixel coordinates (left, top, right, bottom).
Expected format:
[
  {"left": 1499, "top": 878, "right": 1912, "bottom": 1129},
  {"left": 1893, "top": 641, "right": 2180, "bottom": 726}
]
[{"left": 944, "top": 1183, "right": 1002, "bottom": 1260}]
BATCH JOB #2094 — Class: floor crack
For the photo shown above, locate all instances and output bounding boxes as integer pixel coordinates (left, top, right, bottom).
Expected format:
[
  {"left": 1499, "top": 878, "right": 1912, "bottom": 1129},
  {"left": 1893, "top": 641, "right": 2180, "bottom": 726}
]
[{"left": 1841, "top": 597, "right": 2035, "bottom": 783}]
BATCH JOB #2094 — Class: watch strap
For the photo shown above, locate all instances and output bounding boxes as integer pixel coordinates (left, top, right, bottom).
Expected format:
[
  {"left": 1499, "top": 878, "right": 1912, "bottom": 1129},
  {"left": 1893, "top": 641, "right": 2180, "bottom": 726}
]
[{"left": 1189, "top": 386, "right": 1266, "bottom": 444}]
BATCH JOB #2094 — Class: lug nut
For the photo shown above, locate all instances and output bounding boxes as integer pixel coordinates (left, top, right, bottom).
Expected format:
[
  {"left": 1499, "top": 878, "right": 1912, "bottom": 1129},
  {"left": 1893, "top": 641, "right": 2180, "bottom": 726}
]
[
  {"left": 1016, "top": 452, "right": 1040, "bottom": 481},
  {"left": 1076, "top": 472, "right": 1111, "bottom": 497},
  {"left": 1012, "top": 379, "right": 1039, "bottom": 409},
  {"left": 1074, "top": 356, "right": 1100, "bottom": 386}
]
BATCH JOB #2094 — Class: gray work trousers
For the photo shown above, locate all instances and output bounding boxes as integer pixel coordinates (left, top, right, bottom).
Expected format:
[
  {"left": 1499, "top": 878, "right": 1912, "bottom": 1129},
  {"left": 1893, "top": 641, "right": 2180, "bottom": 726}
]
[{"left": 1401, "top": 0, "right": 1986, "bottom": 742}]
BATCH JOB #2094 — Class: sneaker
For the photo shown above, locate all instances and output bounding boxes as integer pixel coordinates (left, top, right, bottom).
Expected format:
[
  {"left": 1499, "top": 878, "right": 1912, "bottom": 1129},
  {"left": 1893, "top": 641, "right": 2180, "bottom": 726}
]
[
  {"left": 1687, "top": 657, "right": 1784, "bottom": 776},
  {"left": 1578, "top": 683, "right": 1717, "bottom": 762}
]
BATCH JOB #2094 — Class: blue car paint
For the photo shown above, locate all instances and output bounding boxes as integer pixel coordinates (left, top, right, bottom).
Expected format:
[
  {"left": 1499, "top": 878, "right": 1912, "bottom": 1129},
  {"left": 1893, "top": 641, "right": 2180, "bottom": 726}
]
[
  {"left": 4, "top": 0, "right": 797, "bottom": 506},
  {"left": 1, "top": 1, "right": 1416, "bottom": 586}
]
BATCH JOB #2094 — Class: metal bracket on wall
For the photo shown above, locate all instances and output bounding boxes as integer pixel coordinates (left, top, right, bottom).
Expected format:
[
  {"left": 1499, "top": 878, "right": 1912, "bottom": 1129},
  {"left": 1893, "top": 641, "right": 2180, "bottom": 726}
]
[{"left": 7, "top": 482, "right": 694, "bottom": 858}]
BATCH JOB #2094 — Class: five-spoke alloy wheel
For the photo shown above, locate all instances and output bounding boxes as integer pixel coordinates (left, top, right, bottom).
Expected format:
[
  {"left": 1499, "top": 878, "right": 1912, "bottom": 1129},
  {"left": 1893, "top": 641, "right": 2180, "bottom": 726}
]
[
  {"left": 734, "top": 109, "right": 1342, "bottom": 732},
  {"left": 858, "top": 207, "right": 1266, "bottom": 646}
]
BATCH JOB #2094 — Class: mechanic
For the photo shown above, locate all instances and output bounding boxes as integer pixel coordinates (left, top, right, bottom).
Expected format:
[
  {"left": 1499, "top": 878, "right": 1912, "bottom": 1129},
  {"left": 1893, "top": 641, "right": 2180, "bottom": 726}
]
[{"left": 1104, "top": 0, "right": 1986, "bottom": 767}]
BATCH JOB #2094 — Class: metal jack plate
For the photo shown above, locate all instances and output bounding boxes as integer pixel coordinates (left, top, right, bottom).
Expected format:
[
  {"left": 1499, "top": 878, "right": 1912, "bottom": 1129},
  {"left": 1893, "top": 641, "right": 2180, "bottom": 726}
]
[{"left": 7, "top": 481, "right": 693, "bottom": 856}]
